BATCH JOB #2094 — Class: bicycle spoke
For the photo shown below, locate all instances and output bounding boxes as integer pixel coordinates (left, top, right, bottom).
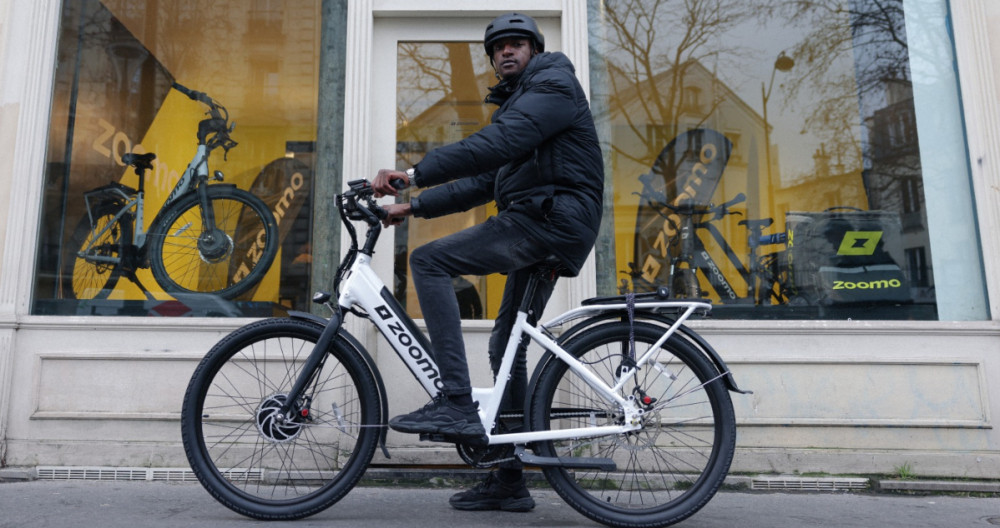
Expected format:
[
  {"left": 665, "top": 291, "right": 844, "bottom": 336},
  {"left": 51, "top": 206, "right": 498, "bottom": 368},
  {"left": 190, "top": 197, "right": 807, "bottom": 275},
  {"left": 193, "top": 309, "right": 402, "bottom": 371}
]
[
  {"left": 182, "top": 319, "right": 380, "bottom": 518},
  {"left": 150, "top": 187, "right": 277, "bottom": 298},
  {"left": 63, "top": 205, "right": 129, "bottom": 299},
  {"left": 532, "top": 322, "right": 735, "bottom": 526}
]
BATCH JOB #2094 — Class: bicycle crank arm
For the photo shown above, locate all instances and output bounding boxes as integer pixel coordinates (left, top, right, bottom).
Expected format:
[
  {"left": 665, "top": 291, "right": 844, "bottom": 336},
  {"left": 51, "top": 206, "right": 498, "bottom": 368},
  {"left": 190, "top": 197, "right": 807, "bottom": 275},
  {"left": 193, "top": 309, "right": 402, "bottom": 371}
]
[{"left": 513, "top": 446, "right": 616, "bottom": 471}]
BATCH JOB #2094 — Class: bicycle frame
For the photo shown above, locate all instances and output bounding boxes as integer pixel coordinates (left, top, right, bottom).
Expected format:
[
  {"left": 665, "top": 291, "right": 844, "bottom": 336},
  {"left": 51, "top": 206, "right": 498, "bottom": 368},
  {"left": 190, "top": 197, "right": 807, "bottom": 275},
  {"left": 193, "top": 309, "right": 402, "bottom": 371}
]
[
  {"left": 671, "top": 205, "right": 788, "bottom": 304},
  {"left": 332, "top": 218, "right": 713, "bottom": 446},
  {"left": 677, "top": 214, "right": 748, "bottom": 302},
  {"left": 80, "top": 148, "right": 207, "bottom": 258}
]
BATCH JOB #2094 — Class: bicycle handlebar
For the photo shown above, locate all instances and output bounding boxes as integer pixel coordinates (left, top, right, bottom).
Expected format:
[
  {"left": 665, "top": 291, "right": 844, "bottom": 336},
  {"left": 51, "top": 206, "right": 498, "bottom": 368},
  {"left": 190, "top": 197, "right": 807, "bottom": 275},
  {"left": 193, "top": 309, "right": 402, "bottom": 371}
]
[
  {"left": 661, "top": 192, "right": 746, "bottom": 220},
  {"left": 173, "top": 82, "right": 230, "bottom": 122},
  {"left": 172, "top": 82, "right": 213, "bottom": 106},
  {"left": 341, "top": 179, "right": 405, "bottom": 224},
  {"left": 332, "top": 178, "right": 406, "bottom": 297},
  {"left": 173, "top": 82, "right": 236, "bottom": 154}
]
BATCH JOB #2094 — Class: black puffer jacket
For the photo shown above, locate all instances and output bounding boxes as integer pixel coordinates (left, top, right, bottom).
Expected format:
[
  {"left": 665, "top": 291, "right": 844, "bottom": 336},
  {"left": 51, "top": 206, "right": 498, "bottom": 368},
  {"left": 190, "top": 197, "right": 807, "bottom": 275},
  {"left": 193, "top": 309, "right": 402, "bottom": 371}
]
[{"left": 410, "top": 52, "right": 604, "bottom": 276}]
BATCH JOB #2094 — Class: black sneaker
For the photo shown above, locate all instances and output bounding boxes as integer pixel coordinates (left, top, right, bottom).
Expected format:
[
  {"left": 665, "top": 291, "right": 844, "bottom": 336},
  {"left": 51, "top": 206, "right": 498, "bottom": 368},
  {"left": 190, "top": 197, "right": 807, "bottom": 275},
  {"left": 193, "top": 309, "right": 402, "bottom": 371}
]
[
  {"left": 449, "top": 472, "right": 535, "bottom": 512},
  {"left": 388, "top": 394, "right": 487, "bottom": 442}
]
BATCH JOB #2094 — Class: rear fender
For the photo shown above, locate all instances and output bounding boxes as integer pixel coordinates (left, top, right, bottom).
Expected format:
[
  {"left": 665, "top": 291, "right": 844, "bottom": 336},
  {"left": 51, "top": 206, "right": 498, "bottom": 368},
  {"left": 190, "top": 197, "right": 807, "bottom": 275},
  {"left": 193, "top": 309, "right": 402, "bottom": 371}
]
[{"left": 535, "top": 311, "right": 748, "bottom": 395}]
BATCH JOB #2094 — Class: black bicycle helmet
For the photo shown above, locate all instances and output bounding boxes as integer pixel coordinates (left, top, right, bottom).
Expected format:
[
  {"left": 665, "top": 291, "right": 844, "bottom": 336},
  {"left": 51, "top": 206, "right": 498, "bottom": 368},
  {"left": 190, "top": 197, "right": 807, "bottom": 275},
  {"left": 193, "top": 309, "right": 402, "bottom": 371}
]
[{"left": 483, "top": 13, "right": 545, "bottom": 55}]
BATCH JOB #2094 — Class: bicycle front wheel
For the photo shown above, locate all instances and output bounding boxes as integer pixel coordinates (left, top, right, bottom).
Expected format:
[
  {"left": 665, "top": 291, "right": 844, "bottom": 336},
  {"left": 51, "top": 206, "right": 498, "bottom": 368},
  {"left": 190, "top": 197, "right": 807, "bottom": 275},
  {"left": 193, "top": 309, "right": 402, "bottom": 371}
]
[
  {"left": 529, "top": 322, "right": 736, "bottom": 528},
  {"left": 181, "top": 318, "right": 381, "bottom": 520},
  {"left": 61, "top": 201, "right": 132, "bottom": 300},
  {"left": 148, "top": 185, "right": 278, "bottom": 299}
]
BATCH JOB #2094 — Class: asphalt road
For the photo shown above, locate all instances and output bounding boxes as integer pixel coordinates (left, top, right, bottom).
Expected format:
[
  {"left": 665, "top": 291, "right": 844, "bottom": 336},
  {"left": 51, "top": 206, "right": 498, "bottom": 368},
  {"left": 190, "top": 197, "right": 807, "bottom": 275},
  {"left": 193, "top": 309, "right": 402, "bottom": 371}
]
[{"left": 1, "top": 479, "right": 998, "bottom": 528}]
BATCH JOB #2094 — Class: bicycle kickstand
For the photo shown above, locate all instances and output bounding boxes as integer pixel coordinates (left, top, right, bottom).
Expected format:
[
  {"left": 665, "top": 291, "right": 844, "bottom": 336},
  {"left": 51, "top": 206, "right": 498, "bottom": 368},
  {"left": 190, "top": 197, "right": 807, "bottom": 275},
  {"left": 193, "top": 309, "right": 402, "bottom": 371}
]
[{"left": 122, "top": 270, "right": 157, "bottom": 301}]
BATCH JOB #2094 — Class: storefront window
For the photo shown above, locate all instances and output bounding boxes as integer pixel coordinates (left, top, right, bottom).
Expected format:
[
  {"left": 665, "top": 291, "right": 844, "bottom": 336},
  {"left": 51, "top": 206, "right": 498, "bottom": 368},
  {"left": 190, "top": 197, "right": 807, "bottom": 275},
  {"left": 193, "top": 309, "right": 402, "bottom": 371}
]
[
  {"left": 393, "top": 42, "right": 497, "bottom": 320},
  {"left": 588, "top": 0, "right": 988, "bottom": 320},
  {"left": 32, "top": 0, "right": 324, "bottom": 316}
]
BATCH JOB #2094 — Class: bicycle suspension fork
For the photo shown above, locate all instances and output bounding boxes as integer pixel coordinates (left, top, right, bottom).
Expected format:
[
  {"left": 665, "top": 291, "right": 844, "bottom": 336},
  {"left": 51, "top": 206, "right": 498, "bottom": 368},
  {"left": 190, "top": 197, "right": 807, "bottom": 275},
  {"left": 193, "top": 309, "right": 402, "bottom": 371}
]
[
  {"left": 275, "top": 310, "right": 345, "bottom": 424},
  {"left": 196, "top": 178, "right": 217, "bottom": 229}
]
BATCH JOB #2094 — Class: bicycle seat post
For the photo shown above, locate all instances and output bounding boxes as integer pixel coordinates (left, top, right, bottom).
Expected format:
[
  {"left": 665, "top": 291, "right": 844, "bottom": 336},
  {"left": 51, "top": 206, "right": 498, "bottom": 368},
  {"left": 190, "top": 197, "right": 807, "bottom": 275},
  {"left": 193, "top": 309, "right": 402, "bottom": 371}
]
[
  {"left": 122, "top": 152, "right": 156, "bottom": 194},
  {"left": 520, "top": 257, "right": 562, "bottom": 315}
]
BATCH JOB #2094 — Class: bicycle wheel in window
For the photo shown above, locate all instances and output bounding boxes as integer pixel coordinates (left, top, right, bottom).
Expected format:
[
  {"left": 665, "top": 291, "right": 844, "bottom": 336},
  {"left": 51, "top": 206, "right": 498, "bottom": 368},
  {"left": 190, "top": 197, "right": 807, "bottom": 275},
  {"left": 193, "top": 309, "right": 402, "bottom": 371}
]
[
  {"left": 529, "top": 321, "right": 736, "bottom": 528},
  {"left": 757, "top": 252, "right": 792, "bottom": 305},
  {"left": 181, "top": 318, "right": 381, "bottom": 520},
  {"left": 147, "top": 185, "right": 278, "bottom": 299},
  {"left": 61, "top": 202, "right": 132, "bottom": 300}
]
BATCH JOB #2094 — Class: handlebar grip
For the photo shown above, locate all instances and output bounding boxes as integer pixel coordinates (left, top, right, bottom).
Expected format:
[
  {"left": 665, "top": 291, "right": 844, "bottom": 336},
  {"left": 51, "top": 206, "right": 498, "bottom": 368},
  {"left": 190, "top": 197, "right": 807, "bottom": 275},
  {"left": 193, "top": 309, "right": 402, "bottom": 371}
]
[
  {"left": 390, "top": 178, "right": 407, "bottom": 191},
  {"left": 726, "top": 192, "right": 747, "bottom": 207},
  {"left": 172, "top": 82, "right": 210, "bottom": 104}
]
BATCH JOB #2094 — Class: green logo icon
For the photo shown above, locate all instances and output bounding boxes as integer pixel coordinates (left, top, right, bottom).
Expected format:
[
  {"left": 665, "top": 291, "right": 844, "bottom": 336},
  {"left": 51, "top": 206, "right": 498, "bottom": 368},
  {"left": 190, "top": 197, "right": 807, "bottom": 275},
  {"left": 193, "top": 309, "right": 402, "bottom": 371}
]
[{"left": 837, "top": 231, "right": 882, "bottom": 256}]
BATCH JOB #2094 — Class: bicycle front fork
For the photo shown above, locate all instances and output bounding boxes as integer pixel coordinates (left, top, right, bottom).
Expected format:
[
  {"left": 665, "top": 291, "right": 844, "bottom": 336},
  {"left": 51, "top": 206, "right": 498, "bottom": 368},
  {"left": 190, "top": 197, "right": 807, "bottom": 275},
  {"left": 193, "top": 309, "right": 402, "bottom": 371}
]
[{"left": 275, "top": 310, "right": 345, "bottom": 424}]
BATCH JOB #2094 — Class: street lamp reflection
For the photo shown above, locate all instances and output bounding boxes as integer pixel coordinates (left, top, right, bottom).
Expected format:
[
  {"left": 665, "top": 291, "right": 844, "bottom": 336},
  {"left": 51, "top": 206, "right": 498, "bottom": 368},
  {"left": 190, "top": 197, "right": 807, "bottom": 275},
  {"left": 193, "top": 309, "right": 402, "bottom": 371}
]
[{"left": 761, "top": 51, "right": 794, "bottom": 220}]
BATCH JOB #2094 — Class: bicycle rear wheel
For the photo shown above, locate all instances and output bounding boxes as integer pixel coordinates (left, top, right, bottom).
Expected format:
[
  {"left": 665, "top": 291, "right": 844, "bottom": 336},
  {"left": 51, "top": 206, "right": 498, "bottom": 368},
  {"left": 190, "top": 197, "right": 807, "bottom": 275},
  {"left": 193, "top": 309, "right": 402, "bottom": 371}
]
[
  {"left": 61, "top": 202, "right": 132, "bottom": 300},
  {"left": 181, "top": 318, "right": 381, "bottom": 520},
  {"left": 148, "top": 185, "right": 278, "bottom": 299},
  {"left": 529, "top": 322, "right": 735, "bottom": 528}
]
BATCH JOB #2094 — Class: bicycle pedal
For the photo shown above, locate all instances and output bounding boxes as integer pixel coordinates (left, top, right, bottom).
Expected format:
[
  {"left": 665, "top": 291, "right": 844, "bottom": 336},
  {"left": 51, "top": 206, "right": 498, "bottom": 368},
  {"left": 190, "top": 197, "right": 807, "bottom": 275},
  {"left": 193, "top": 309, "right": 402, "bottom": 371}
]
[{"left": 418, "top": 432, "right": 489, "bottom": 447}]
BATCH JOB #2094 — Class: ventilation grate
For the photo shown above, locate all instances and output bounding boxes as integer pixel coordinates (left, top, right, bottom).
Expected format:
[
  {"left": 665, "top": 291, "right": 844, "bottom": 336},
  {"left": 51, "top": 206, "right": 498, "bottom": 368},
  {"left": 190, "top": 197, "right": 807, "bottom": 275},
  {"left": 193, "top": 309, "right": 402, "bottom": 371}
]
[
  {"left": 35, "top": 466, "right": 263, "bottom": 482},
  {"left": 37, "top": 467, "right": 150, "bottom": 481},
  {"left": 752, "top": 476, "right": 869, "bottom": 491},
  {"left": 151, "top": 469, "right": 199, "bottom": 482},
  {"left": 36, "top": 467, "right": 198, "bottom": 482}
]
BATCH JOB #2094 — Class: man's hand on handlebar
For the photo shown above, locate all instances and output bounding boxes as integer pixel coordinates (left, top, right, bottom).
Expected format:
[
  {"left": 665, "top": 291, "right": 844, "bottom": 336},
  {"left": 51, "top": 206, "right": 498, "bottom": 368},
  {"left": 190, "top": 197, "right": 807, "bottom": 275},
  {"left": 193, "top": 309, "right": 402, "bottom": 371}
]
[
  {"left": 373, "top": 169, "right": 410, "bottom": 198},
  {"left": 381, "top": 203, "right": 412, "bottom": 227}
]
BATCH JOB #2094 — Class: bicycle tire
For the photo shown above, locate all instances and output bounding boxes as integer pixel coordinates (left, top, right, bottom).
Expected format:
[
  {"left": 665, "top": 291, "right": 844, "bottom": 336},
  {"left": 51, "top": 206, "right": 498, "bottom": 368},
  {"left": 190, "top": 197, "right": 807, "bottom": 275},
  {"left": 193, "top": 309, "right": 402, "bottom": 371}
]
[
  {"left": 529, "top": 322, "right": 735, "bottom": 528},
  {"left": 61, "top": 201, "right": 132, "bottom": 300},
  {"left": 147, "top": 185, "right": 278, "bottom": 299},
  {"left": 180, "top": 318, "right": 381, "bottom": 520}
]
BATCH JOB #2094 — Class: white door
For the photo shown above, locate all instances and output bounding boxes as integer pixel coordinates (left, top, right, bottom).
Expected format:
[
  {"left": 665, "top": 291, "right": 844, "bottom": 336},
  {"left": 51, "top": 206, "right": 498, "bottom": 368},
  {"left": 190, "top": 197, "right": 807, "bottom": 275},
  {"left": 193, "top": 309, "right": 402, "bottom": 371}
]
[{"left": 370, "top": 16, "right": 562, "bottom": 316}]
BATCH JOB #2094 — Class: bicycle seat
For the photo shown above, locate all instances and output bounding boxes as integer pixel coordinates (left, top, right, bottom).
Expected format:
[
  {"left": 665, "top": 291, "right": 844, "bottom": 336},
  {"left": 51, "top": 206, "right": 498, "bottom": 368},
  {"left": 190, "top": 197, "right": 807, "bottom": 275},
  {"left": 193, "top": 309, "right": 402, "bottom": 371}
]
[
  {"left": 122, "top": 152, "right": 157, "bottom": 172},
  {"left": 533, "top": 256, "right": 566, "bottom": 279}
]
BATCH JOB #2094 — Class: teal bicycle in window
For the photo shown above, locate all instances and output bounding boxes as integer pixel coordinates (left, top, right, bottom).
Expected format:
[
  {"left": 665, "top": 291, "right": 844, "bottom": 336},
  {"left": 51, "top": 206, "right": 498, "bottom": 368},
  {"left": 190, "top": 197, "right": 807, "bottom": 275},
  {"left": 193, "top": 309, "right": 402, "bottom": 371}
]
[{"left": 61, "top": 83, "right": 278, "bottom": 300}]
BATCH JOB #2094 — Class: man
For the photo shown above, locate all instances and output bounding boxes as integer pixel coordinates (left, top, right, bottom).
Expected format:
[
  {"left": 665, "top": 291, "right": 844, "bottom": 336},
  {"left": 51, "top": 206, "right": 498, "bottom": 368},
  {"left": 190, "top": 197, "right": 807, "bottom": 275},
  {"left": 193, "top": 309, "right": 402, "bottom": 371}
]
[{"left": 372, "top": 13, "right": 603, "bottom": 512}]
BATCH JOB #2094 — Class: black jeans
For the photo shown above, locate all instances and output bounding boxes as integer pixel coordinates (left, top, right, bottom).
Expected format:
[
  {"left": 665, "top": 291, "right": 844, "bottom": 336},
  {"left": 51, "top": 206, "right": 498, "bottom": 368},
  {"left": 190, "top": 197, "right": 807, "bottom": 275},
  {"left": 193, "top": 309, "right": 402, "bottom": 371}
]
[{"left": 409, "top": 213, "right": 556, "bottom": 407}]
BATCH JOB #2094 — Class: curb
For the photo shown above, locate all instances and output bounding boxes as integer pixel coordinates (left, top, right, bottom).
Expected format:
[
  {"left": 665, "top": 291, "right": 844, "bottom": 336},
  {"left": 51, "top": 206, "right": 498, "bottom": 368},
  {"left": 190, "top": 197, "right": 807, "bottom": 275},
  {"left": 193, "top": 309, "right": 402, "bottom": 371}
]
[
  {"left": 0, "top": 468, "right": 33, "bottom": 481},
  {"left": 3, "top": 466, "right": 999, "bottom": 495},
  {"left": 878, "top": 479, "right": 1000, "bottom": 493}
]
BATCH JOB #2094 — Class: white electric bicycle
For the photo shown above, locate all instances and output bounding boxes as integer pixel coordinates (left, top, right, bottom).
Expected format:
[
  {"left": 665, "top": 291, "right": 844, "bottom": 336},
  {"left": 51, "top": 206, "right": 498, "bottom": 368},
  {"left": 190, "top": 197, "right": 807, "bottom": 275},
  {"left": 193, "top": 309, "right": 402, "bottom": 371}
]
[{"left": 180, "top": 179, "right": 745, "bottom": 528}]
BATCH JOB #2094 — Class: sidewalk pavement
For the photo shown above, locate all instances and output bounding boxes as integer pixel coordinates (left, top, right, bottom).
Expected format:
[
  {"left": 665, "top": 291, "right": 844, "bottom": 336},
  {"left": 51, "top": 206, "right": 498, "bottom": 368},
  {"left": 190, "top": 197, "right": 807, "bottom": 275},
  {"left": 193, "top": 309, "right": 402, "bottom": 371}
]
[{"left": 1, "top": 469, "right": 999, "bottom": 528}]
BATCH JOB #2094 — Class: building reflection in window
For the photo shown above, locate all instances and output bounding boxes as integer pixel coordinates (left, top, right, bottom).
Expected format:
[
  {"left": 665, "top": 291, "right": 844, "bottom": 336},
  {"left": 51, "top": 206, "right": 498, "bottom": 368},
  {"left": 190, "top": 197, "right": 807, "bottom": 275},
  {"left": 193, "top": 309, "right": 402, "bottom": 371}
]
[{"left": 588, "top": 0, "right": 952, "bottom": 320}]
